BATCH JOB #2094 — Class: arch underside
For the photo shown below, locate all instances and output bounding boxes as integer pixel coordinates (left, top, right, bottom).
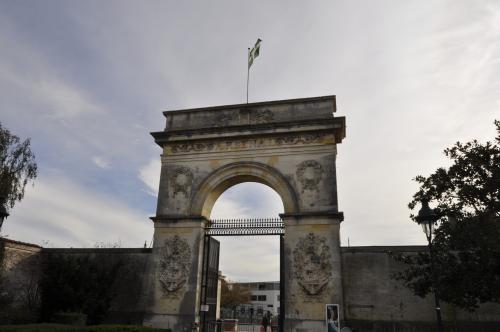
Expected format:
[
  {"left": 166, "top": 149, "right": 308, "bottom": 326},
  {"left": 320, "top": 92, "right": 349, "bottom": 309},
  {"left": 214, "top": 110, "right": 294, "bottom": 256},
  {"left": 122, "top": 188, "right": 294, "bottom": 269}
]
[{"left": 189, "top": 161, "right": 298, "bottom": 218}]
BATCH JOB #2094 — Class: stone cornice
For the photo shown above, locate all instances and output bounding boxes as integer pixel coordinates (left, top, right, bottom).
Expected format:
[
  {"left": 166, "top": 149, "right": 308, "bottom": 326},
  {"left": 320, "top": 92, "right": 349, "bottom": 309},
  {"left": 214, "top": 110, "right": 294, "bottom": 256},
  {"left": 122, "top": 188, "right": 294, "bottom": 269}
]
[
  {"left": 152, "top": 117, "right": 345, "bottom": 145},
  {"left": 280, "top": 211, "right": 344, "bottom": 221},
  {"left": 341, "top": 246, "right": 427, "bottom": 253},
  {"left": 162, "top": 95, "right": 336, "bottom": 116},
  {"left": 150, "top": 215, "right": 209, "bottom": 223},
  {"left": 43, "top": 248, "right": 152, "bottom": 254}
]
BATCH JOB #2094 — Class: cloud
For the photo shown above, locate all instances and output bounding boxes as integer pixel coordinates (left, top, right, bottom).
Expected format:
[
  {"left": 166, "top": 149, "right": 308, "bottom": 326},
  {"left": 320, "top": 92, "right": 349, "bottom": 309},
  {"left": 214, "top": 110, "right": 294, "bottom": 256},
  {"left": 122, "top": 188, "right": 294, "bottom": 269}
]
[
  {"left": 210, "top": 183, "right": 283, "bottom": 281},
  {"left": 0, "top": 26, "right": 104, "bottom": 121},
  {"left": 92, "top": 156, "right": 111, "bottom": 169},
  {"left": 1, "top": 1, "right": 499, "bottom": 282},
  {"left": 217, "top": 236, "right": 280, "bottom": 282},
  {"left": 210, "top": 198, "right": 249, "bottom": 219},
  {"left": 211, "top": 183, "right": 284, "bottom": 219},
  {"left": 1, "top": 175, "right": 153, "bottom": 248},
  {"left": 138, "top": 158, "right": 161, "bottom": 196},
  {"left": 35, "top": 79, "right": 103, "bottom": 119}
]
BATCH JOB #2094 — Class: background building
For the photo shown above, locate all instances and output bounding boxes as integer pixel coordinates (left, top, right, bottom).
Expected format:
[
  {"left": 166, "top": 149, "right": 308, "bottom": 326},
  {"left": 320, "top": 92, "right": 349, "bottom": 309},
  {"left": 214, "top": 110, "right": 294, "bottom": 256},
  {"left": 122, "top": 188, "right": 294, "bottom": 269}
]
[
  {"left": 238, "top": 281, "right": 280, "bottom": 316},
  {"left": 220, "top": 281, "right": 279, "bottom": 325}
]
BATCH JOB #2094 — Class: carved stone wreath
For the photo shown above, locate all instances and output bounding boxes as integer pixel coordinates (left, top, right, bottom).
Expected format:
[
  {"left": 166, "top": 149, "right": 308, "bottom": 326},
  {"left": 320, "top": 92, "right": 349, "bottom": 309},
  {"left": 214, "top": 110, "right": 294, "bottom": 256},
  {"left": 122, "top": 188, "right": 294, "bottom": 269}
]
[
  {"left": 293, "top": 233, "right": 332, "bottom": 296},
  {"left": 169, "top": 166, "right": 193, "bottom": 197},
  {"left": 214, "top": 112, "right": 238, "bottom": 126},
  {"left": 158, "top": 235, "right": 191, "bottom": 295},
  {"left": 296, "top": 160, "right": 324, "bottom": 191},
  {"left": 251, "top": 109, "right": 274, "bottom": 124}
]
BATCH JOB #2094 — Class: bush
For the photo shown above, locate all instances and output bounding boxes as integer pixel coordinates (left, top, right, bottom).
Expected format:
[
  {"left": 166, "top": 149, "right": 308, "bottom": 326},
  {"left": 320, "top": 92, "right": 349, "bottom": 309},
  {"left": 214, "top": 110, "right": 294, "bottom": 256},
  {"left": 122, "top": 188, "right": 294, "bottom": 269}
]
[
  {"left": 88, "top": 325, "right": 171, "bottom": 332},
  {"left": 52, "top": 312, "right": 87, "bottom": 326},
  {"left": 0, "top": 324, "right": 171, "bottom": 332},
  {"left": 40, "top": 254, "right": 123, "bottom": 324},
  {"left": 0, "top": 324, "right": 87, "bottom": 332}
]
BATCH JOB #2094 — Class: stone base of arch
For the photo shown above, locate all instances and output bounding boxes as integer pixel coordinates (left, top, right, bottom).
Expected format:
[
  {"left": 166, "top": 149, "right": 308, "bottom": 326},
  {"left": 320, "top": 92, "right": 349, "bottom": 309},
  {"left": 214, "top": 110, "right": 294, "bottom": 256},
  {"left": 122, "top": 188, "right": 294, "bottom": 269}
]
[
  {"left": 143, "top": 217, "right": 207, "bottom": 332},
  {"left": 281, "top": 212, "right": 344, "bottom": 332},
  {"left": 143, "top": 213, "right": 344, "bottom": 332}
]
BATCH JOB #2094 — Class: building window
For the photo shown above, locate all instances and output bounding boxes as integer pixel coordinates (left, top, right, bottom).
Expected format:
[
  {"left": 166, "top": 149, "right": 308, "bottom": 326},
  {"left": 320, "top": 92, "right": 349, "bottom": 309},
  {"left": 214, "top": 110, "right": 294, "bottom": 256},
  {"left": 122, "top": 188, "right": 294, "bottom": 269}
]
[
  {"left": 267, "top": 304, "right": 273, "bottom": 308},
  {"left": 251, "top": 295, "right": 257, "bottom": 301},
  {"left": 258, "top": 284, "right": 266, "bottom": 290},
  {"left": 258, "top": 295, "right": 266, "bottom": 301}
]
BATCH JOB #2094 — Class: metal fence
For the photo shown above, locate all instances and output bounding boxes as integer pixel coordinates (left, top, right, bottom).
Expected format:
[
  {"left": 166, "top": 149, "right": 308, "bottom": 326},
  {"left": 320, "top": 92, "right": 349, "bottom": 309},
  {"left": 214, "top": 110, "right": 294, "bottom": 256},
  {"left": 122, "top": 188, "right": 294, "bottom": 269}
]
[
  {"left": 205, "top": 218, "right": 284, "bottom": 236},
  {"left": 206, "top": 320, "right": 278, "bottom": 332}
]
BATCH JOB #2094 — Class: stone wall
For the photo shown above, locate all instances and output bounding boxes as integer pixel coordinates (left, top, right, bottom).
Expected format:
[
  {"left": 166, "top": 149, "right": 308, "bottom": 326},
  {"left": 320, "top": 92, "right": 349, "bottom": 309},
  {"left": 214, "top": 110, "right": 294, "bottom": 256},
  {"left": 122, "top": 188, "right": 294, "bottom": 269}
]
[
  {"left": 341, "top": 246, "right": 500, "bottom": 331},
  {"left": 42, "top": 247, "right": 153, "bottom": 325},
  {"left": 1, "top": 238, "right": 499, "bottom": 330},
  {"left": 0, "top": 238, "right": 41, "bottom": 323},
  {"left": 0, "top": 239, "right": 153, "bottom": 325}
]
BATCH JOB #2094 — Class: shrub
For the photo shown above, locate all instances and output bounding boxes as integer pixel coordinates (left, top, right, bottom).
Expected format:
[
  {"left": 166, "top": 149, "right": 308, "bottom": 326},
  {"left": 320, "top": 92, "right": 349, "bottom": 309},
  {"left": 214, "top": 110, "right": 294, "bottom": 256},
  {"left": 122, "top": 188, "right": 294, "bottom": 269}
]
[
  {"left": 0, "top": 324, "right": 170, "bottom": 332},
  {"left": 40, "top": 254, "right": 123, "bottom": 324},
  {"left": 52, "top": 312, "right": 87, "bottom": 326}
]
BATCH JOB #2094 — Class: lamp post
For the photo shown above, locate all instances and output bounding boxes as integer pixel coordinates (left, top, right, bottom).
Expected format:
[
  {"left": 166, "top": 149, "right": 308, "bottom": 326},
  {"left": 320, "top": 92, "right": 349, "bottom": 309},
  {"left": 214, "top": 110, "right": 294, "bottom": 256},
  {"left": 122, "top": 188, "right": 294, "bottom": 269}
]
[
  {"left": 415, "top": 199, "right": 444, "bottom": 332},
  {"left": 0, "top": 196, "right": 9, "bottom": 233}
]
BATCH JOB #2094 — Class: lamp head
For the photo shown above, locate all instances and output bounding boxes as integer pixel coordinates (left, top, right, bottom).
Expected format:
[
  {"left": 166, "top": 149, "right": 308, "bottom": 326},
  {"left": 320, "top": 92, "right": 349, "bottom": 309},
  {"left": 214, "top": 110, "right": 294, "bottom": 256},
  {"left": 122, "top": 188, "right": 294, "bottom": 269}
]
[
  {"left": 416, "top": 199, "right": 438, "bottom": 224},
  {"left": 415, "top": 199, "right": 438, "bottom": 239}
]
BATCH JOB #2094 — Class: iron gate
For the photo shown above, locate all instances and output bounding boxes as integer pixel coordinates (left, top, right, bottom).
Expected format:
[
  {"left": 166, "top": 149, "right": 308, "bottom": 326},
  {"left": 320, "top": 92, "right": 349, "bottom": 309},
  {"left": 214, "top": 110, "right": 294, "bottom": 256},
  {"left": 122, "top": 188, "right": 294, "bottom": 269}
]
[
  {"left": 201, "top": 236, "right": 220, "bottom": 331},
  {"left": 201, "top": 218, "right": 284, "bottom": 332}
]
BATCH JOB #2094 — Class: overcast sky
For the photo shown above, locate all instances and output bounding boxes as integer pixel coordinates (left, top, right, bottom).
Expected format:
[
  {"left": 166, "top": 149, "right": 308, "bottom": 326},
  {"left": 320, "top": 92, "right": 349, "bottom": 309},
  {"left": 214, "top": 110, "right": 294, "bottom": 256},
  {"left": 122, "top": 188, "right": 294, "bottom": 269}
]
[{"left": 1, "top": 1, "right": 499, "bottom": 281}]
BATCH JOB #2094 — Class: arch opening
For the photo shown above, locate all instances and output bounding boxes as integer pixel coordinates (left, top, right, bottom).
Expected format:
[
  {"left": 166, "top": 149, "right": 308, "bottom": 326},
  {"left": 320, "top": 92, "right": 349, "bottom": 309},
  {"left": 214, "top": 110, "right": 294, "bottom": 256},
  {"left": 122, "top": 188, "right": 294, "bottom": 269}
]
[
  {"left": 210, "top": 182, "right": 282, "bottom": 285},
  {"left": 210, "top": 182, "right": 284, "bottom": 220},
  {"left": 195, "top": 162, "right": 291, "bottom": 324},
  {"left": 190, "top": 161, "right": 298, "bottom": 218}
]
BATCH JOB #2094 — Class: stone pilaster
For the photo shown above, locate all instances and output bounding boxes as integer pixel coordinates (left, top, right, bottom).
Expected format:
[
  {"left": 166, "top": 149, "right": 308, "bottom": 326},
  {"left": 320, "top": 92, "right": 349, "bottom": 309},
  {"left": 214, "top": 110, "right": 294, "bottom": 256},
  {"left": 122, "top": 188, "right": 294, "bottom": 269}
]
[
  {"left": 143, "top": 217, "right": 206, "bottom": 331},
  {"left": 282, "top": 213, "right": 344, "bottom": 332}
]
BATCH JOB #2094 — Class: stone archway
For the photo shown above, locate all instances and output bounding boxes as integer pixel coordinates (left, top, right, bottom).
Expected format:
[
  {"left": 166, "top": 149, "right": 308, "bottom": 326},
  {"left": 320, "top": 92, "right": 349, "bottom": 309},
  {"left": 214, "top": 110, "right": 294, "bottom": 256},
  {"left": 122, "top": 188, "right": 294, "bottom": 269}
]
[{"left": 144, "top": 95, "right": 346, "bottom": 332}]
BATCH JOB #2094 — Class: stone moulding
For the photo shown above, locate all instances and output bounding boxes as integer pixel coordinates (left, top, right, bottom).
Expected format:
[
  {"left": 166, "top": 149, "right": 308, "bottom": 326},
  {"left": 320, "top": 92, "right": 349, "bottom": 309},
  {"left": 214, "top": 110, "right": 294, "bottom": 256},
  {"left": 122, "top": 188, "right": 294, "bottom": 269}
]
[
  {"left": 166, "top": 133, "right": 332, "bottom": 154},
  {"left": 158, "top": 235, "right": 191, "bottom": 295},
  {"left": 293, "top": 232, "right": 332, "bottom": 296}
]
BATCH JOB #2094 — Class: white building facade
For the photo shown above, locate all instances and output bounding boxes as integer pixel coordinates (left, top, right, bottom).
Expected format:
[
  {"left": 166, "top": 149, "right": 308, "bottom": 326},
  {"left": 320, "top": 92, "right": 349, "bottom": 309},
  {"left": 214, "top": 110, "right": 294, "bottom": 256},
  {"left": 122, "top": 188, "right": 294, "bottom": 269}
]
[{"left": 233, "top": 281, "right": 280, "bottom": 318}]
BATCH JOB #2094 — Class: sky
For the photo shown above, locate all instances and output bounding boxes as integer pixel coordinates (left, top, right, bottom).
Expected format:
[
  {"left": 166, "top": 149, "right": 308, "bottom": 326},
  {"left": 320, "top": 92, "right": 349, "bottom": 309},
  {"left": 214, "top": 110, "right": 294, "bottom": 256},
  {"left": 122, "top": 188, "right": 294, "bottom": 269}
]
[{"left": 1, "top": 0, "right": 499, "bottom": 281}]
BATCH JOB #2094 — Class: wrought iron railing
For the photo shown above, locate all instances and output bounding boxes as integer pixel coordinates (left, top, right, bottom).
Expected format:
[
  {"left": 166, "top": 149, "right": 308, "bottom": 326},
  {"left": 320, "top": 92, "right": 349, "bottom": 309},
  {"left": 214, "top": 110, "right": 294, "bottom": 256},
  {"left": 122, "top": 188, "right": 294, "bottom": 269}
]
[
  {"left": 205, "top": 218, "right": 284, "bottom": 236},
  {"left": 206, "top": 320, "right": 279, "bottom": 332}
]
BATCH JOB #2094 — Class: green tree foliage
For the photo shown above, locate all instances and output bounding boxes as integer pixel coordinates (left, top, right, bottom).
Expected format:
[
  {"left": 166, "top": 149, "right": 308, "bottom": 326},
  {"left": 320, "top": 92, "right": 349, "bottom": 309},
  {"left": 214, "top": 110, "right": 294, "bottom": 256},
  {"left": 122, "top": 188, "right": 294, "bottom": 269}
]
[
  {"left": 0, "top": 123, "right": 37, "bottom": 210},
  {"left": 394, "top": 120, "right": 500, "bottom": 311},
  {"left": 40, "top": 254, "right": 123, "bottom": 324},
  {"left": 220, "top": 279, "right": 252, "bottom": 309}
]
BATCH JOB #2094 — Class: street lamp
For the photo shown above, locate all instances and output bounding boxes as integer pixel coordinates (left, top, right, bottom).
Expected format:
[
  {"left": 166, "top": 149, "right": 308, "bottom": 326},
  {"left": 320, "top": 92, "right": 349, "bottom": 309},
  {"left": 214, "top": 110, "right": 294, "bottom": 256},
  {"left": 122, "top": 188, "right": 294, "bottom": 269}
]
[
  {"left": 0, "top": 196, "right": 9, "bottom": 232},
  {"left": 415, "top": 199, "right": 444, "bottom": 332}
]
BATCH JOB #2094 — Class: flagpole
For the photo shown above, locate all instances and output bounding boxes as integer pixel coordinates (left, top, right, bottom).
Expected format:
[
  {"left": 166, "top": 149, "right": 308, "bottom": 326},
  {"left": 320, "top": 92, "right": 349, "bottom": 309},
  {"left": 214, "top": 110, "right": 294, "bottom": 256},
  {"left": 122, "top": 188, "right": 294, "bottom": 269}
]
[{"left": 246, "top": 47, "right": 250, "bottom": 104}]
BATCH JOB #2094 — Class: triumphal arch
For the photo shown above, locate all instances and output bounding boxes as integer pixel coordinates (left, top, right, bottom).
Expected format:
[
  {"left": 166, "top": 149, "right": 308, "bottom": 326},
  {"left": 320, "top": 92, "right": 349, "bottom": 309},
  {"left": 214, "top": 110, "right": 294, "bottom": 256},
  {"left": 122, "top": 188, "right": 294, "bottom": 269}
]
[{"left": 144, "top": 95, "right": 346, "bottom": 331}]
